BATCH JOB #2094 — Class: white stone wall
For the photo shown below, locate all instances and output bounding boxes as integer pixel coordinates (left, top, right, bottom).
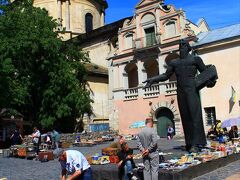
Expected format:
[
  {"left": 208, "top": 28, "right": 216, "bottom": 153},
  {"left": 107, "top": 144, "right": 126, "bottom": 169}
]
[{"left": 83, "top": 40, "right": 111, "bottom": 68}]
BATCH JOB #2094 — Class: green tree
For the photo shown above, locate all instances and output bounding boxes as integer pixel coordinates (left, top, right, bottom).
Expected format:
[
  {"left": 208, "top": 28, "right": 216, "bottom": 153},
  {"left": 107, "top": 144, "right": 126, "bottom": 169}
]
[{"left": 0, "top": 0, "right": 92, "bottom": 131}]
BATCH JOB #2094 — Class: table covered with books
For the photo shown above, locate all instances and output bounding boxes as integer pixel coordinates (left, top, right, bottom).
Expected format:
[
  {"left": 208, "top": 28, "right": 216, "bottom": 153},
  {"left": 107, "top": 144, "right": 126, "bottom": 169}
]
[
  {"left": 91, "top": 153, "right": 240, "bottom": 180},
  {"left": 90, "top": 141, "right": 240, "bottom": 180}
]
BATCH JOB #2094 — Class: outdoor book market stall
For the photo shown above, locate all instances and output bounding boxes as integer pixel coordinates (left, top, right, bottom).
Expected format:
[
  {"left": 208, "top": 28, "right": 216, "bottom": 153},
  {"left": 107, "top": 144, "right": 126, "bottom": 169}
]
[
  {"left": 88, "top": 138, "right": 240, "bottom": 180},
  {"left": 1, "top": 132, "right": 116, "bottom": 161},
  {"left": 1, "top": 132, "right": 239, "bottom": 180},
  {"left": 90, "top": 153, "right": 240, "bottom": 180}
]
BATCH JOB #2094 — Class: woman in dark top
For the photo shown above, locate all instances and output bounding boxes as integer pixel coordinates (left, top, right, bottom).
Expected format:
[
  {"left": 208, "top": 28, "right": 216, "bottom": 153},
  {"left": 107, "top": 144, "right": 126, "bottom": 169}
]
[
  {"left": 229, "top": 126, "right": 238, "bottom": 143},
  {"left": 117, "top": 142, "right": 136, "bottom": 180},
  {"left": 10, "top": 129, "right": 23, "bottom": 145}
]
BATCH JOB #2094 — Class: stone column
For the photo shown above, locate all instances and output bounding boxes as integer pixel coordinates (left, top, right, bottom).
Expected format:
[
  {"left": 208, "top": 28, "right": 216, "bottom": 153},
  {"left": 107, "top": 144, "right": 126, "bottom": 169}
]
[
  {"left": 121, "top": 64, "right": 128, "bottom": 89},
  {"left": 101, "top": 12, "right": 105, "bottom": 26},
  {"left": 137, "top": 60, "right": 144, "bottom": 86},
  {"left": 113, "top": 65, "right": 119, "bottom": 89},
  {"left": 108, "top": 59, "right": 114, "bottom": 100},
  {"left": 135, "top": 14, "right": 140, "bottom": 38},
  {"left": 57, "top": 0, "right": 62, "bottom": 30},
  {"left": 155, "top": 8, "right": 161, "bottom": 43},
  {"left": 179, "top": 10, "right": 186, "bottom": 34},
  {"left": 65, "top": 0, "right": 70, "bottom": 31},
  {"left": 135, "top": 14, "right": 141, "bottom": 48},
  {"left": 57, "top": 0, "right": 62, "bottom": 20},
  {"left": 158, "top": 54, "right": 166, "bottom": 93},
  {"left": 137, "top": 60, "right": 145, "bottom": 97}
]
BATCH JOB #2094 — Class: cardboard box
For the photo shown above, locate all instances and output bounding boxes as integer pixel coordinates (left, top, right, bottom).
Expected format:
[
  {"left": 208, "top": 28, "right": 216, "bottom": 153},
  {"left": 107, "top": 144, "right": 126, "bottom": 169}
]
[
  {"left": 102, "top": 147, "right": 118, "bottom": 156},
  {"left": 61, "top": 142, "right": 71, "bottom": 148},
  {"left": 38, "top": 151, "right": 54, "bottom": 161}
]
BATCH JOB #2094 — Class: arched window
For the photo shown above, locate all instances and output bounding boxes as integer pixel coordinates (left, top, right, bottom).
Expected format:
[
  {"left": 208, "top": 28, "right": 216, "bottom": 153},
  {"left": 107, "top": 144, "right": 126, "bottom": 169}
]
[
  {"left": 165, "top": 53, "right": 179, "bottom": 81},
  {"left": 125, "top": 63, "right": 138, "bottom": 88},
  {"left": 165, "top": 21, "right": 176, "bottom": 38},
  {"left": 85, "top": 13, "right": 93, "bottom": 32},
  {"left": 124, "top": 33, "right": 133, "bottom": 49},
  {"left": 141, "top": 13, "right": 155, "bottom": 24},
  {"left": 144, "top": 60, "right": 159, "bottom": 79}
]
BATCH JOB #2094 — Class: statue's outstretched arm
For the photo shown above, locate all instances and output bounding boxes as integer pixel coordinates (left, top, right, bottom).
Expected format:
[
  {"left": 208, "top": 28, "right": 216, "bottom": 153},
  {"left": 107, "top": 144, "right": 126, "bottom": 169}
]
[{"left": 143, "top": 65, "right": 174, "bottom": 88}]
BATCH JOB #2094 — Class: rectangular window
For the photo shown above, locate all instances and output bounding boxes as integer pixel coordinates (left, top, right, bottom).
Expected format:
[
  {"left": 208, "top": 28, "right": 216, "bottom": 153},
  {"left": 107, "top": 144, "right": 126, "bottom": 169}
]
[
  {"left": 204, "top": 107, "right": 216, "bottom": 126},
  {"left": 124, "top": 34, "right": 133, "bottom": 49},
  {"left": 144, "top": 27, "right": 156, "bottom": 47},
  {"left": 165, "top": 21, "right": 176, "bottom": 38}
]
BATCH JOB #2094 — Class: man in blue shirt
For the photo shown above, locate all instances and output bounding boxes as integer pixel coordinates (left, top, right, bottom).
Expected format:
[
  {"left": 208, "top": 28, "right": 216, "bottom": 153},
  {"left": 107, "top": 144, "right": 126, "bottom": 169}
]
[
  {"left": 58, "top": 149, "right": 92, "bottom": 180},
  {"left": 51, "top": 129, "right": 61, "bottom": 149}
]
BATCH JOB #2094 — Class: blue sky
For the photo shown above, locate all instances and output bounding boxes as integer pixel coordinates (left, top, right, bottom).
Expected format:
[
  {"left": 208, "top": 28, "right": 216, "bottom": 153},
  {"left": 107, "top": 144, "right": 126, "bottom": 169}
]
[{"left": 105, "top": 0, "right": 240, "bottom": 30}]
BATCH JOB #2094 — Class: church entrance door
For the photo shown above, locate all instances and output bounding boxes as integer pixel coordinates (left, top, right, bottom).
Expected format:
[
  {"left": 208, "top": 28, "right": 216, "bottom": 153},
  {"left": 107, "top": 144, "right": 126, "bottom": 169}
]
[{"left": 156, "top": 108, "right": 174, "bottom": 137}]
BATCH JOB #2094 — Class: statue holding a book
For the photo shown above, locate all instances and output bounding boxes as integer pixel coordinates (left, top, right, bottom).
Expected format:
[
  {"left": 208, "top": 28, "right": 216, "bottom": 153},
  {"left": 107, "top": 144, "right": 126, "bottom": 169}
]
[{"left": 143, "top": 39, "right": 218, "bottom": 152}]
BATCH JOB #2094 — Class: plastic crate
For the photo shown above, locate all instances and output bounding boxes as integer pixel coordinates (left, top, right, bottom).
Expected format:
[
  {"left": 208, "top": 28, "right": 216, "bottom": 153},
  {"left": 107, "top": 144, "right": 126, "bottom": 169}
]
[{"left": 17, "top": 148, "right": 27, "bottom": 157}]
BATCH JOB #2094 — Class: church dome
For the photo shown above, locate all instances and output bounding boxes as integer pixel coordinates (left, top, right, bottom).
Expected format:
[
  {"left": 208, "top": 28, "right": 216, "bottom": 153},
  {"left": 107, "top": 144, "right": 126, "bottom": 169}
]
[
  {"left": 33, "top": 0, "right": 108, "bottom": 35},
  {"left": 94, "top": 0, "right": 108, "bottom": 8}
]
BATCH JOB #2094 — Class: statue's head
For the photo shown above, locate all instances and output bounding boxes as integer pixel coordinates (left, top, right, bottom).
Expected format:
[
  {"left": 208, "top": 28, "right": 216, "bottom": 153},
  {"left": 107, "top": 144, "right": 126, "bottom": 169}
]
[{"left": 179, "top": 39, "right": 192, "bottom": 58}]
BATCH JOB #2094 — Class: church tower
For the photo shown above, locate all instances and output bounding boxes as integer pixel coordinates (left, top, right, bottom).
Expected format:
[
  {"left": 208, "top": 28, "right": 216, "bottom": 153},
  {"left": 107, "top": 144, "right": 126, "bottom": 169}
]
[{"left": 33, "top": 0, "right": 108, "bottom": 37}]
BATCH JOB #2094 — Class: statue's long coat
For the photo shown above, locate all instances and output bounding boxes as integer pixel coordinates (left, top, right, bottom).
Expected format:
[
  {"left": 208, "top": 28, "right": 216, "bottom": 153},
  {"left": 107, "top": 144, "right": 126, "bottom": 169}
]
[{"left": 153, "top": 54, "right": 207, "bottom": 146}]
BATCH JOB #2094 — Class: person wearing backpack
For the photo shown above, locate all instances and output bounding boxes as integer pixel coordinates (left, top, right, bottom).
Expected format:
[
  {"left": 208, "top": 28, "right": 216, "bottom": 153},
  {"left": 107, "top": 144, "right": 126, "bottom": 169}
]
[{"left": 167, "top": 125, "right": 174, "bottom": 140}]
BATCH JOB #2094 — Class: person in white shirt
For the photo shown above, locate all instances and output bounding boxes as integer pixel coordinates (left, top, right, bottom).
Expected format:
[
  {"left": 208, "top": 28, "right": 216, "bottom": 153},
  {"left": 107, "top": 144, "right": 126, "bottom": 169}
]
[
  {"left": 30, "top": 127, "right": 41, "bottom": 154},
  {"left": 58, "top": 149, "right": 92, "bottom": 180},
  {"left": 167, "top": 125, "right": 174, "bottom": 140}
]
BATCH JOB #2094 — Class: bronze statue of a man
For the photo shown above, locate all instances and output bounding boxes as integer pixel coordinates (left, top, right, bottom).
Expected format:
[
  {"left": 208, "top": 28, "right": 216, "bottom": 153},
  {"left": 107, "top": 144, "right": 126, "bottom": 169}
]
[{"left": 144, "top": 39, "right": 216, "bottom": 152}]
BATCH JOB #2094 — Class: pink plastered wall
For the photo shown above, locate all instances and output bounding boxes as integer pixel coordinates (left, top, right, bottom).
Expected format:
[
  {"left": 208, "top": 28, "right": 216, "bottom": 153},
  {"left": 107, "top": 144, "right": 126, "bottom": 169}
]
[{"left": 114, "top": 94, "right": 180, "bottom": 135}]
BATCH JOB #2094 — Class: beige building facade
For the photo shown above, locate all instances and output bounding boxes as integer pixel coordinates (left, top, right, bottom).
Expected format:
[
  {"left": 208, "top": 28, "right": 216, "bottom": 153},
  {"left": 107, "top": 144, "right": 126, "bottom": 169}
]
[{"left": 194, "top": 28, "right": 240, "bottom": 128}]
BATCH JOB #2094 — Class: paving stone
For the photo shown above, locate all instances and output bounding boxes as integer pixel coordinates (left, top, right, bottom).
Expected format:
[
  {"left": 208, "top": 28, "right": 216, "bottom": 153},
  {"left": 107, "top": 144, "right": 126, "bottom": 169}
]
[{"left": 193, "top": 160, "right": 240, "bottom": 180}]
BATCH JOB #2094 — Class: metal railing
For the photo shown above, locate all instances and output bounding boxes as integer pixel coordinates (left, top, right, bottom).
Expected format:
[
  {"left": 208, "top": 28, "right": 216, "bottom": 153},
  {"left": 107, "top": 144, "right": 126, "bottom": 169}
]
[{"left": 134, "top": 34, "right": 159, "bottom": 49}]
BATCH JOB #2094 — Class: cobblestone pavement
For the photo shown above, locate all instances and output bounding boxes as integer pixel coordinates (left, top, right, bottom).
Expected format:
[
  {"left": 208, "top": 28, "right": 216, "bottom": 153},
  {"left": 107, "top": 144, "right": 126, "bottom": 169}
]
[
  {"left": 0, "top": 158, "right": 60, "bottom": 180},
  {"left": 193, "top": 160, "right": 240, "bottom": 180},
  {"left": 0, "top": 137, "right": 239, "bottom": 180}
]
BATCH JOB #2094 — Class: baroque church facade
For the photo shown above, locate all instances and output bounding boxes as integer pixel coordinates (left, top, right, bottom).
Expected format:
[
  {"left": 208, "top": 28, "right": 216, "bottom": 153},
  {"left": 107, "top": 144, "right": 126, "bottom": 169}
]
[{"left": 32, "top": 0, "right": 240, "bottom": 136}]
